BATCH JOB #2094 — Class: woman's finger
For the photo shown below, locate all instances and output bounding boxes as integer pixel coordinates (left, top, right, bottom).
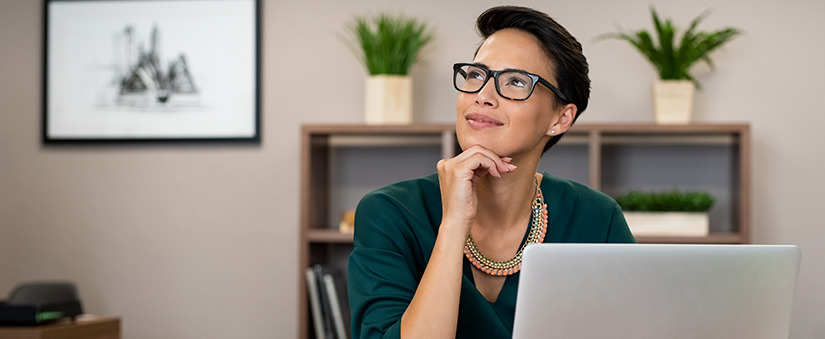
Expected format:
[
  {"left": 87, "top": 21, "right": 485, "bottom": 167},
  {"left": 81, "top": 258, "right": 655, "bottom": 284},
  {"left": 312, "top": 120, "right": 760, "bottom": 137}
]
[{"left": 452, "top": 145, "right": 516, "bottom": 176}]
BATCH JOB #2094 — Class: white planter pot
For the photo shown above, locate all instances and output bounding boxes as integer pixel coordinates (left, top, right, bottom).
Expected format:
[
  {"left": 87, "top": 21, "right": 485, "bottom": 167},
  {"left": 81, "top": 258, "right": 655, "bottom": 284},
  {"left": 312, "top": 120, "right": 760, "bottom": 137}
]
[
  {"left": 652, "top": 80, "right": 695, "bottom": 124},
  {"left": 623, "top": 211, "right": 709, "bottom": 237},
  {"left": 365, "top": 75, "right": 412, "bottom": 124}
]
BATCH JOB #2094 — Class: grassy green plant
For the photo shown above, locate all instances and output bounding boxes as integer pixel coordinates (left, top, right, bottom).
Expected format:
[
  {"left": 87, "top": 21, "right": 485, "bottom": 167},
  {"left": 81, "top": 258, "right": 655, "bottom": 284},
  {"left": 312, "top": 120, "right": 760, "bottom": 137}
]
[
  {"left": 599, "top": 7, "right": 742, "bottom": 88},
  {"left": 615, "top": 189, "right": 715, "bottom": 212},
  {"left": 346, "top": 13, "right": 433, "bottom": 76}
]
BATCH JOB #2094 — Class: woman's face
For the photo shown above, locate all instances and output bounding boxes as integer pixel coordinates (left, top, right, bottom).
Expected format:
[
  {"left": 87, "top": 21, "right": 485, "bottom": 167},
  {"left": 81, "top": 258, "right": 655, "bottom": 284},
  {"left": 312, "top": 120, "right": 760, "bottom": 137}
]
[{"left": 456, "top": 28, "right": 569, "bottom": 159}]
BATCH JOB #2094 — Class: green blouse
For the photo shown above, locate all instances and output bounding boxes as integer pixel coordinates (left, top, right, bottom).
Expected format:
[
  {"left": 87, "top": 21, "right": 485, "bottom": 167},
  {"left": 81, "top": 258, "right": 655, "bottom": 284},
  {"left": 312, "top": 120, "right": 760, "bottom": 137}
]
[{"left": 348, "top": 173, "right": 635, "bottom": 339}]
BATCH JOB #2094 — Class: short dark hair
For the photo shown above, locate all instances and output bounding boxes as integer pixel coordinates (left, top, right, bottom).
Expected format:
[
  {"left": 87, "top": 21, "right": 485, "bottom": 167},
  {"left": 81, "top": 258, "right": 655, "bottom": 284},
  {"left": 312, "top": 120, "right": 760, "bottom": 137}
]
[{"left": 475, "top": 6, "right": 590, "bottom": 152}]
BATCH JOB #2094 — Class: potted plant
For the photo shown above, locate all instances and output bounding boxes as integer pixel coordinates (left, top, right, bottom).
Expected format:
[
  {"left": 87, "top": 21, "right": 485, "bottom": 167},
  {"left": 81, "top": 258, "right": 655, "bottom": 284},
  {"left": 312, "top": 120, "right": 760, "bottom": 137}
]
[
  {"left": 615, "top": 189, "right": 715, "bottom": 237},
  {"left": 600, "top": 7, "right": 742, "bottom": 124},
  {"left": 346, "top": 13, "right": 433, "bottom": 124}
]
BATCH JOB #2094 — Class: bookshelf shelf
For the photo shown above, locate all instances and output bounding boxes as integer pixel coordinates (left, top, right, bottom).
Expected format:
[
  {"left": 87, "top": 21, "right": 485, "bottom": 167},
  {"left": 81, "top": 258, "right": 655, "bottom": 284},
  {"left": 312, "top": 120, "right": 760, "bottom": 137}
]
[
  {"left": 307, "top": 229, "right": 354, "bottom": 243},
  {"left": 298, "top": 122, "right": 750, "bottom": 339},
  {"left": 636, "top": 232, "right": 744, "bottom": 244}
]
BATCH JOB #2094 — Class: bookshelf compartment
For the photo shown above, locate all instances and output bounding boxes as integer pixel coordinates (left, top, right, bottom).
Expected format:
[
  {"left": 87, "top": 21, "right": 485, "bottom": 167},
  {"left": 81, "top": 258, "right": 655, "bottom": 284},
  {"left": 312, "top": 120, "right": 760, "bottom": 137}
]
[{"left": 328, "top": 144, "right": 442, "bottom": 230}]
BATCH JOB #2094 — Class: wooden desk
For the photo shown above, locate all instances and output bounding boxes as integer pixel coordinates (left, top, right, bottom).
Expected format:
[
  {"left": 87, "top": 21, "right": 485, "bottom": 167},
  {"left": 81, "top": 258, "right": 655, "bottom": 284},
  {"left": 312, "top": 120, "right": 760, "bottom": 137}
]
[{"left": 0, "top": 316, "right": 120, "bottom": 339}]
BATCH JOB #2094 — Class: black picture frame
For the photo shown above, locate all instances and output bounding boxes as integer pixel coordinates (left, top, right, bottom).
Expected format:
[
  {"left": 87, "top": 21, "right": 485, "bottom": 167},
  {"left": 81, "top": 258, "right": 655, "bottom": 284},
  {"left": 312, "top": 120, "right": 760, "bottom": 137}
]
[{"left": 43, "top": 0, "right": 261, "bottom": 143}]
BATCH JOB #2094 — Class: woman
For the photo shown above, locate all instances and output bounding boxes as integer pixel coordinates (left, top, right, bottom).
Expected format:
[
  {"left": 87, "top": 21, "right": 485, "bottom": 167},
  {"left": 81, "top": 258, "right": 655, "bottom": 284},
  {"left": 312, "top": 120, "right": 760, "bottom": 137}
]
[{"left": 348, "top": 6, "right": 635, "bottom": 339}]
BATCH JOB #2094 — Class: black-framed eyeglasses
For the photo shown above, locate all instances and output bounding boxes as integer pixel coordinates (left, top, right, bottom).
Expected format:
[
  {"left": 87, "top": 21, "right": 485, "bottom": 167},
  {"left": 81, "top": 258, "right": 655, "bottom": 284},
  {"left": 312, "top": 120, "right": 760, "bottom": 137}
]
[{"left": 453, "top": 63, "right": 568, "bottom": 102}]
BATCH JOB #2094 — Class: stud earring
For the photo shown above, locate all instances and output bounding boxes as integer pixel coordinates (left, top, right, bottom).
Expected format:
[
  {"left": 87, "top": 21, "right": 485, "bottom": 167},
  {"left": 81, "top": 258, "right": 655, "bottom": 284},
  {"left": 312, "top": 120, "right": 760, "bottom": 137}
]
[{"left": 550, "top": 130, "right": 556, "bottom": 135}]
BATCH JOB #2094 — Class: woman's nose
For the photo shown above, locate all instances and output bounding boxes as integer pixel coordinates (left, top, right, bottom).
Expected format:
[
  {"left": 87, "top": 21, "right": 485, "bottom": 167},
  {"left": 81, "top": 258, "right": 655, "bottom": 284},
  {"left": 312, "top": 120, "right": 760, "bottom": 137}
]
[{"left": 475, "top": 79, "right": 499, "bottom": 107}]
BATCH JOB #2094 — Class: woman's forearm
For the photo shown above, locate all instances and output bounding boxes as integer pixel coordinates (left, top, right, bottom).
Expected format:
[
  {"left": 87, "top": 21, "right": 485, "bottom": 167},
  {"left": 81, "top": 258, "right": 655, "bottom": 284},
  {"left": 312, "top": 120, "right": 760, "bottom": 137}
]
[
  {"left": 401, "top": 146, "right": 511, "bottom": 337},
  {"left": 400, "top": 222, "right": 466, "bottom": 338}
]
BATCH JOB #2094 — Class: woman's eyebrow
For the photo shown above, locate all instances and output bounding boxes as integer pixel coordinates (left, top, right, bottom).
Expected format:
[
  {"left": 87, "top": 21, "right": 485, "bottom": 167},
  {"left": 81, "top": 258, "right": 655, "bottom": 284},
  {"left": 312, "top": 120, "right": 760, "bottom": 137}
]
[{"left": 472, "top": 62, "right": 528, "bottom": 73}]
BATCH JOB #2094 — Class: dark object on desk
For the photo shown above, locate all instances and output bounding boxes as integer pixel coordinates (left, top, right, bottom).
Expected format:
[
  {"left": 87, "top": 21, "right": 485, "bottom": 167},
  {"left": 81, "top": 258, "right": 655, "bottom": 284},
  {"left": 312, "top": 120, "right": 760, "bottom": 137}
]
[{"left": 0, "top": 282, "right": 83, "bottom": 325}]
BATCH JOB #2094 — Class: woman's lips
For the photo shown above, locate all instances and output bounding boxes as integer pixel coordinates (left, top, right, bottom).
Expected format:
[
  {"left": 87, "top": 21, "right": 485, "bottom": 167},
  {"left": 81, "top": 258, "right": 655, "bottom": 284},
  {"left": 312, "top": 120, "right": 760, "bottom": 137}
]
[{"left": 466, "top": 113, "right": 504, "bottom": 129}]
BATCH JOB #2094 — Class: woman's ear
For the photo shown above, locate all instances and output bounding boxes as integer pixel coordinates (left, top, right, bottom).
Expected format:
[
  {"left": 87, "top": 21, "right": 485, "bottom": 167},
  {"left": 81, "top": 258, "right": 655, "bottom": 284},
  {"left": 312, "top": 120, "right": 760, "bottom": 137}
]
[{"left": 546, "top": 103, "right": 578, "bottom": 136}]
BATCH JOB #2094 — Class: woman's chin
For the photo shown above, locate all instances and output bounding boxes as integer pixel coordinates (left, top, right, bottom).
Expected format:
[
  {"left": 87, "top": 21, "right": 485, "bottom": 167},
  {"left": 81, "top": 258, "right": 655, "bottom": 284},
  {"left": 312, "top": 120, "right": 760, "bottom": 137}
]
[{"left": 458, "top": 138, "right": 502, "bottom": 155}]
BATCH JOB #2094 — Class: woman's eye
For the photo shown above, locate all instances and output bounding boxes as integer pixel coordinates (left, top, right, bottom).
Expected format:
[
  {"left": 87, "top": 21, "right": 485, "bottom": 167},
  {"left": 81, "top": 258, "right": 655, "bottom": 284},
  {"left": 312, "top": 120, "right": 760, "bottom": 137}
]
[
  {"left": 504, "top": 76, "right": 527, "bottom": 88},
  {"left": 467, "top": 70, "right": 485, "bottom": 80}
]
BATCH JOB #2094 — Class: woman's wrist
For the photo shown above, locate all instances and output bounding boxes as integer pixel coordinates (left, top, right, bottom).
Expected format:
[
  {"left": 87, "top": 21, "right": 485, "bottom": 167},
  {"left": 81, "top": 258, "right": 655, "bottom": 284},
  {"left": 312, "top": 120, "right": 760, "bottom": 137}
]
[{"left": 438, "top": 217, "right": 473, "bottom": 243}]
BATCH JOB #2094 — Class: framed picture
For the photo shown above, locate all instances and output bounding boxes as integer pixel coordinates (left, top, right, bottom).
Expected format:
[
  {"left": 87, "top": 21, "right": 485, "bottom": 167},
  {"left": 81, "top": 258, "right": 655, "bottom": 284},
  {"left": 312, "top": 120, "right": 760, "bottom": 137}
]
[{"left": 43, "top": 0, "right": 261, "bottom": 143}]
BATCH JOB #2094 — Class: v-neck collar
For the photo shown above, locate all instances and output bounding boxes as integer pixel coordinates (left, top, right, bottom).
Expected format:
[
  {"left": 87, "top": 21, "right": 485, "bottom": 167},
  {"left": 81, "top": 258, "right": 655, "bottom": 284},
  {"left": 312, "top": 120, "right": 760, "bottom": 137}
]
[{"left": 462, "top": 187, "right": 537, "bottom": 304}]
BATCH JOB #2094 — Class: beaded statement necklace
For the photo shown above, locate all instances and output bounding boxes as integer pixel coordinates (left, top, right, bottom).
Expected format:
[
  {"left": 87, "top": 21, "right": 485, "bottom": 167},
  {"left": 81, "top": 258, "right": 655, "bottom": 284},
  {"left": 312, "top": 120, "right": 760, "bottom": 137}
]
[{"left": 463, "top": 176, "right": 548, "bottom": 276}]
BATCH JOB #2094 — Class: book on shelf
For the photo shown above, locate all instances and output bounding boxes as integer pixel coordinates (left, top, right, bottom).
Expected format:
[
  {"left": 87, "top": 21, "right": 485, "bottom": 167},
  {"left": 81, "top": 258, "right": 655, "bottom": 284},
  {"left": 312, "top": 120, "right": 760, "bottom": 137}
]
[
  {"left": 305, "top": 267, "right": 327, "bottom": 339},
  {"left": 307, "top": 264, "right": 350, "bottom": 339},
  {"left": 323, "top": 273, "right": 348, "bottom": 339}
]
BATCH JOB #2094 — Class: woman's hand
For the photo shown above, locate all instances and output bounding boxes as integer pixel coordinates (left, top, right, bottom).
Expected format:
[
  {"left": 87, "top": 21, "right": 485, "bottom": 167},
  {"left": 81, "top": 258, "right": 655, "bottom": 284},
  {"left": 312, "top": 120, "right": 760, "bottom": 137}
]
[{"left": 436, "top": 145, "right": 517, "bottom": 235}]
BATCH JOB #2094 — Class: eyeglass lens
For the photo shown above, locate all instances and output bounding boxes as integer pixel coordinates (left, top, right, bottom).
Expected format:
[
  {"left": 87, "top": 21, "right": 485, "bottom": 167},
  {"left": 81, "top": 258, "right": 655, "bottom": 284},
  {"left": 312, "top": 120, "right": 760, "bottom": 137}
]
[{"left": 454, "top": 64, "right": 535, "bottom": 100}]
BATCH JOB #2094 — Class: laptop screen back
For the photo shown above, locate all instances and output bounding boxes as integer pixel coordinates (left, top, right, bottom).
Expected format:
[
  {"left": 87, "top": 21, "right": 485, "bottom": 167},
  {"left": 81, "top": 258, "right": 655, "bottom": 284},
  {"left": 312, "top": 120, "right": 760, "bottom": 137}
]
[{"left": 513, "top": 244, "right": 801, "bottom": 339}]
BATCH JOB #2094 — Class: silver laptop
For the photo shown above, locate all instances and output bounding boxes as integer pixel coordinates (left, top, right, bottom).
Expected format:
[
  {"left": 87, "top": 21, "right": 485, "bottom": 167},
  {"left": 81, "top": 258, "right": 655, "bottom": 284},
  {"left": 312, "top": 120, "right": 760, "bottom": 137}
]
[{"left": 513, "top": 244, "right": 801, "bottom": 339}]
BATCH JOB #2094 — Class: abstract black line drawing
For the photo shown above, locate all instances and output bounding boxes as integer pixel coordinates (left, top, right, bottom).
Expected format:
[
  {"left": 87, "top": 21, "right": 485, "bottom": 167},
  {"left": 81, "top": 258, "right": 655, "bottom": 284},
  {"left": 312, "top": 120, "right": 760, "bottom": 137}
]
[{"left": 114, "top": 25, "right": 199, "bottom": 107}]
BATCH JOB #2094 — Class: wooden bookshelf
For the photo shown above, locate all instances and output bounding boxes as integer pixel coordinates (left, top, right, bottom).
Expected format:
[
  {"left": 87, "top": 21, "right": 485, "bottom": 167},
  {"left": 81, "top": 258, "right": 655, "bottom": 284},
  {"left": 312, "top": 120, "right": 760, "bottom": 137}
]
[{"left": 298, "top": 123, "right": 750, "bottom": 339}]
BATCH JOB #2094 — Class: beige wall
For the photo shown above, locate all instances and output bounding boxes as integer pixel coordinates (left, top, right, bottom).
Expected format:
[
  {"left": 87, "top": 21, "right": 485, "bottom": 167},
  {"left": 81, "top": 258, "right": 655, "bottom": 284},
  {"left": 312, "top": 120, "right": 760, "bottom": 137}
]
[{"left": 2, "top": 0, "right": 824, "bottom": 338}]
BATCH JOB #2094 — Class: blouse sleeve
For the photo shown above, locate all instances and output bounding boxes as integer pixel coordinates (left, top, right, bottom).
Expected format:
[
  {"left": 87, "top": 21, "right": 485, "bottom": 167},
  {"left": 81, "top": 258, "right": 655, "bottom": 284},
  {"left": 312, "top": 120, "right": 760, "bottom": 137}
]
[
  {"left": 347, "top": 190, "right": 424, "bottom": 339},
  {"left": 607, "top": 204, "right": 637, "bottom": 243}
]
